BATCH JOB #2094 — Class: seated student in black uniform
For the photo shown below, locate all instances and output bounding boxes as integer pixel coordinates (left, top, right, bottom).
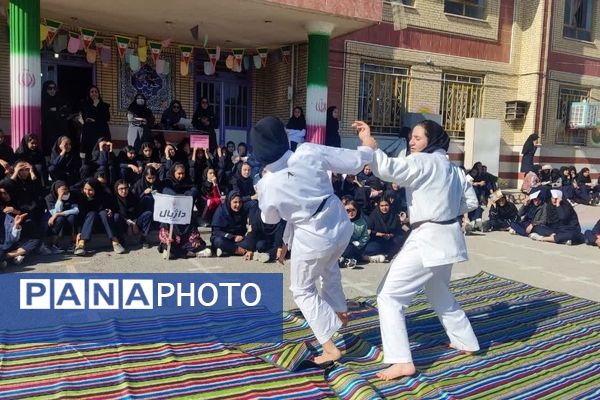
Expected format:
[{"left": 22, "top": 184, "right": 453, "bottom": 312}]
[{"left": 243, "top": 205, "right": 286, "bottom": 263}]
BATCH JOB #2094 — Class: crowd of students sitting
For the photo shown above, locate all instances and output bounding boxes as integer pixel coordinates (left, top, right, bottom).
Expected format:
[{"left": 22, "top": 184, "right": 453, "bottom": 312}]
[
  {"left": 1, "top": 127, "right": 599, "bottom": 270},
  {"left": 463, "top": 161, "right": 600, "bottom": 248}
]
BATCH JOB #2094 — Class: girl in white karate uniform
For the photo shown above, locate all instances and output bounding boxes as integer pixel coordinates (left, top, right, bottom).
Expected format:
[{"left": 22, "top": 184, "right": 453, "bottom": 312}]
[
  {"left": 251, "top": 117, "right": 373, "bottom": 364},
  {"left": 354, "top": 119, "right": 480, "bottom": 380}
]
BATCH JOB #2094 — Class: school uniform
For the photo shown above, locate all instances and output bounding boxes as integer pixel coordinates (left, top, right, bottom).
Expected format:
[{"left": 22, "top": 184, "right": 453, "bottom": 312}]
[
  {"left": 210, "top": 191, "right": 251, "bottom": 255},
  {"left": 548, "top": 201, "right": 584, "bottom": 244},
  {"left": 583, "top": 219, "right": 600, "bottom": 246},
  {"left": 364, "top": 207, "right": 403, "bottom": 258},
  {"left": 369, "top": 148, "right": 480, "bottom": 364},
  {"left": 245, "top": 206, "right": 286, "bottom": 262},
  {"left": 44, "top": 181, "right": 79, "bottom": 238},
  {"left": 488, "top": 200, "right": 518, "bottom": 231},
  {"left": 257, "top": 140, "right": 373, "bottom": 344}
]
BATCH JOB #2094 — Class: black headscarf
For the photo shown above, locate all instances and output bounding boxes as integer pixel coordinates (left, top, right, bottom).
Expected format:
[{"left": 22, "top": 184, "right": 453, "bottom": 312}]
[
  {"left": 114, "top": 181, "right": 140, "bottom": 219},
  {"left": 132, "top": 166, "right": 162, "bottom": 197},
  {"left": 211, "top": 190, "right": 246, "bottom": 235},
  {"left": 127, "top": 93, "right": 154, "bottom": 121},
  {"left": 161, "top": 100, "right": 187, "bottom": 128},
  {"left": 286, "top": 107, "right": 306, "bottom": 131},
  {"left": 417, "top": 120, "right": 450, "bottom": 154},
  {"left": 45, "top": 180, "right": 76, "bottom": 212},
  {"left": 230, "top": 164, "right": 255, "bottom": 200},
  {"left": 15, "top": 134, "right": 45, "bottom": 165},
  {"left": 325, "top": 106, "right": 341, "bottom": 148},
  {"left": 164, "top": 163, "right": 191, "bottom": 194},
  {"left": 577, "top": 168, "right": 591, "bottom": 185},
  {"left": 367, "top": 201, "right": 400, "bottom": 234},
  {"left": 250, "top": 116, "right": 289, "bottom": 166},
  {"left": 522, "top": 133, "right": 540, "bottom": 155}
]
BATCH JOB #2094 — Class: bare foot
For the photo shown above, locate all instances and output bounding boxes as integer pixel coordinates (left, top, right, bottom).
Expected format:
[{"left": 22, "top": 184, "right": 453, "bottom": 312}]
[
  {"left": 314, "top": 340, "right": 342, "bottom": 364},
  {"left": 376, "top": 363, "right": 416, "bottom": 380},
  {"left": 448, "top": 343, "right": 475, "bottom": 355},
  {"left": 337, "top": 312, "right": 349, "bottom": 327}
]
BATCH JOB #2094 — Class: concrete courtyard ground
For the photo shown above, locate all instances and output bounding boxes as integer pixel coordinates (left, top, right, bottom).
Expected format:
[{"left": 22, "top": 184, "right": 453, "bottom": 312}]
[{"left": 7, "top": 204, "right": 600, "bottom": 309}]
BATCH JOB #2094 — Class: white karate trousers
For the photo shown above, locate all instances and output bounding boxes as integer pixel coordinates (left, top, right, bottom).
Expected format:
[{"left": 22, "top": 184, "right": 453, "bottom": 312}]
[
  {"left": 377, "top": 241, "right": 480, "bottom": 363},
  {"left": 289, "top": 240, "right": 348, "bottom": 345}
]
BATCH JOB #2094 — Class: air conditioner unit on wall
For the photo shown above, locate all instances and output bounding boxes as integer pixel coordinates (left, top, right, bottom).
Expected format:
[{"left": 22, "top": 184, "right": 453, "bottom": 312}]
[
  {"left": 569, "top": 101, "right": 598, "bottom": 129},
  {"left": 504, "top": 101, "right": 529, "bottom": 121}
]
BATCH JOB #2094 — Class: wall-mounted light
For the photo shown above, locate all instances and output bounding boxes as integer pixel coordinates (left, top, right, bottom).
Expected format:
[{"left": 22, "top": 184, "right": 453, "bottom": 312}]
[{"left": 54, "top": 53, "right": 59, "bottom": 59}]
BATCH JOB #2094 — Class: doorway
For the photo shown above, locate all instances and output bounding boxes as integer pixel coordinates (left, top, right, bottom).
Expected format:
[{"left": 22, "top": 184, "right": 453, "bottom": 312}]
[{"left": 41, "top": 52, "right": 95, "bottom": 110}]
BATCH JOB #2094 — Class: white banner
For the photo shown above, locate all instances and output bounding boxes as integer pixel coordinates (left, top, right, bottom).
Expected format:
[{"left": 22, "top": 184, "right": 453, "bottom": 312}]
[{"left": 153, "top": 193, "right": 193, "bottom": 225}]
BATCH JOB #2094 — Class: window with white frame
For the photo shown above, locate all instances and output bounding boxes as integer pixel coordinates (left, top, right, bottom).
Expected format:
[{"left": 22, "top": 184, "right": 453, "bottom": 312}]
[
  {"left": 384, "top": 0, "right": 415, "bottom": 6},
  {"left": 556, "top": 86, "right": 590, "bottom": 145},
  {"left": 563, "top": 0, "right": 593, "bottom": 41},
  {"left": 444, "top": 0, "right": 486, "bottom": 20},
  {"left": 358, "top": 63, "right": 410, "bottom": 134},
  {"left": 440, "top": 73, "right": 484, "bottom": 140}
]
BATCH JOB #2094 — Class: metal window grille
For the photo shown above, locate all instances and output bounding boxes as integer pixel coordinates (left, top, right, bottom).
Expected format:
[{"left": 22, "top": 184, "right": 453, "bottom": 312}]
[
  {"left": 444, "top": 0, "right": 486, "bottom": 19},
  {"left": 556, "top": 86, "right": 590, "bottom": 145},
  {"left": 440, "top": 73, "right": 484, "bottom": 140},
  {"left": 358, "top": 63, "right": 409, "bottom": 134}
]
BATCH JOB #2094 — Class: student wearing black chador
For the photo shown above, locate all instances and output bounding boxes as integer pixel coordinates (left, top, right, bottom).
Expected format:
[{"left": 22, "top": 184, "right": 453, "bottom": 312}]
[
  {"left": 137, "top": 142, "right": 162, "bottom": 172},
  {"left": 118, "top": 145, "right": 143, "bottom": 183},
  {"left": 132, "top": 166, "right": 163, "bottom": 213},
  {"left": 364, "top": 197, "right": 403, "bottom": 263},
  {"left": 1, "top": 160, "right": 45, "bottom": 226},
  {"left": 230, "top": 162, "right": 257, "bottom": 211},
  {"left": 44, "top": 180, "right": 79, "bottom": 253},
  {"left": 15, "top": 134, "right": 48, "bottom": 186},
  {"left": 583, "top": 219, "right": 600, "bottom": 248},
  {"left": 73, "top": 178, "right": 124, "bottom": 256},
  {"left": 0, "top": 129, "right": 15, "bottom": 180},
  {"left": 487, "top": 190, "right": 518, "bottom": 231},
  {"left": 529, "top": 190, "right": 584, "bottom": 245},
  {"left": 82, "top": 137, "right": 117, "bottom": 184},
  {"left": 210, "top": 190, "right": 251, "bottom": 257},
  {"left": 113, "top": 179, "right": 153, "bottom": 249},
  {"left": 80, "top": 85, "right": 111, "bottom": 159},
  {"left": 49, "top": 136, "right": 81, "bottom": 187},
  {"left": 509, "top": 187, "right": 558, "bottom": 237},
  {"left": 244, "top": 205, "right": 286, "bottom": 263}
]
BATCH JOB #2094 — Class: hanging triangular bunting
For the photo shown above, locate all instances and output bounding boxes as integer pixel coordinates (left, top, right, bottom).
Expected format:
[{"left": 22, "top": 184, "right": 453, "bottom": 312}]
[
  {"left": 67, "top": 34, "right": 81, "bottom": 54},
  {"left": 124, "top": 48, "right": 134, "bottom": 64},
  {"left": 80, "top": 28, "right": 97, "bottom": 51},
  {"left": 257, "top": 47, "right": 269, "bottom": 67},
  {"left": 148, "top": 41, "right": 162, "bottom": 63},
  {"left": 45, "top": 19, "right": 62, "bottom": 45},
  {"left": 115, "top": 35, "right": 131, "bottom": 58},
  {"left": 204, "top": 61, "right": 215, "bottom": 76},
  {"left": 53, "top": 33, "right": 68, "bottom": 52},
  {"left": 281, "top": 46, "right": 292, "bottom": 64},
  {"left": 180, "top": 60, "right": 190, "bottom": 76},
  {"left": 129, "top": 54, "right": 140, "bottom": 72},
  {"left": 180, "top": 45, "right": 193, "bottom": 65},
  {"left": 232, "top": 48, "right": 244, "bottom": 69},
  {"left": 161, "top": 38, "right": 173, "bottom": 48},
  {"left": 86, "top": 48, "right": 97, "bottom": 64},
  {"left": 138, "top": 46, "right": 148, "bottom": 63},
  {"left": 243, "top": 56, "right": 250, "bottom": 71},
  {"left": 206, "top": 48, "right": 219, "bottom": 68},
  {"left": 253, "top": 55, "right": 262, "bottom": 69},
  {"left": 100, "top": 46, "right": 112, "bottom": 64},
  {"left": 138, "top": 36, "right": 146, "bottom": 48},
  {"left": 40, "top": 24, "right": 48, "bottom": 42}
]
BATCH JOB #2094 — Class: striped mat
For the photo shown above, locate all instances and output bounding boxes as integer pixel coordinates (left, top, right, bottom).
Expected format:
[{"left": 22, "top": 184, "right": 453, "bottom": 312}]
[{"left": 1, "top": 272, "right": 599, "bottom": 399}]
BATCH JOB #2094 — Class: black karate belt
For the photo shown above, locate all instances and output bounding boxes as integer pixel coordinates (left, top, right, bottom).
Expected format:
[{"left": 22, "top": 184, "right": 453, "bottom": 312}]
[
  {"left": 311, "top": 196, "right": 330, "bottom": 218},
  {"left": 410, "top": 218, "right": 458, "bottom": 230}
]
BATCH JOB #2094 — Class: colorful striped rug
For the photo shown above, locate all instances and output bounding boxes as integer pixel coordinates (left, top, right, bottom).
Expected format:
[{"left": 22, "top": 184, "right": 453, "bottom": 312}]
[{"left": 1, "top": 272, "right": 599, "bottom": 399}]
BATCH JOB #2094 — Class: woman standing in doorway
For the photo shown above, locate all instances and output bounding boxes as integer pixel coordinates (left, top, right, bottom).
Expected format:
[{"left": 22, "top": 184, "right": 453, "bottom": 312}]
[
  {"left": 354, "top": 119, "right": 480, "bottom": 380},
  {"left": 41, "top": 81, "right": 70, "bottom": 156}
]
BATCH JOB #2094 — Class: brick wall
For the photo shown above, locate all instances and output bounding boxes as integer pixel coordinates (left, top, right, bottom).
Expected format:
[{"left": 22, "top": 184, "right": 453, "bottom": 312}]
[
  {"left": 382, "top": 0, "right": 501, "bottom": 41},
  {"left": 551, "top": 0, "right": 600, "bottom": 58},
  {"left": 251, "top": 52, "right": 292, "bottom": 125}
]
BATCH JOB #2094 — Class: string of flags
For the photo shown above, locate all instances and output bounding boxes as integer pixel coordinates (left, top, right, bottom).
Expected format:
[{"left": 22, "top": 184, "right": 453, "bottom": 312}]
[{"left": 39, "top": 18, "right": 294, "bottom": 77}]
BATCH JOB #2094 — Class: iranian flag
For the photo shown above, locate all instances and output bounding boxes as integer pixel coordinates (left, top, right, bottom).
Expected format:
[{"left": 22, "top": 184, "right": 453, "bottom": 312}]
[
  {"left": 180, "top": 45, "right": 193, "bottom": 65},
  {"left": 115, "top": 35, "right": 130, "bottom": 58},
  {"left": 232, "top": 48, "right": 244, "bottom": 69},
  {"left": 45, "top": 19, "right": 61, "bottom": 45},
  {"left": 206, "top": 48, "right": 219, "bottom": 68},
  {"left": 149, "top": 41, "right": 162, "bottom": 63},
  {"left": 257, "top": 47, "right": 268, "bottom": 67},
  {"left": 80, "top": 28, "right": 97, "bottom": 51}
]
